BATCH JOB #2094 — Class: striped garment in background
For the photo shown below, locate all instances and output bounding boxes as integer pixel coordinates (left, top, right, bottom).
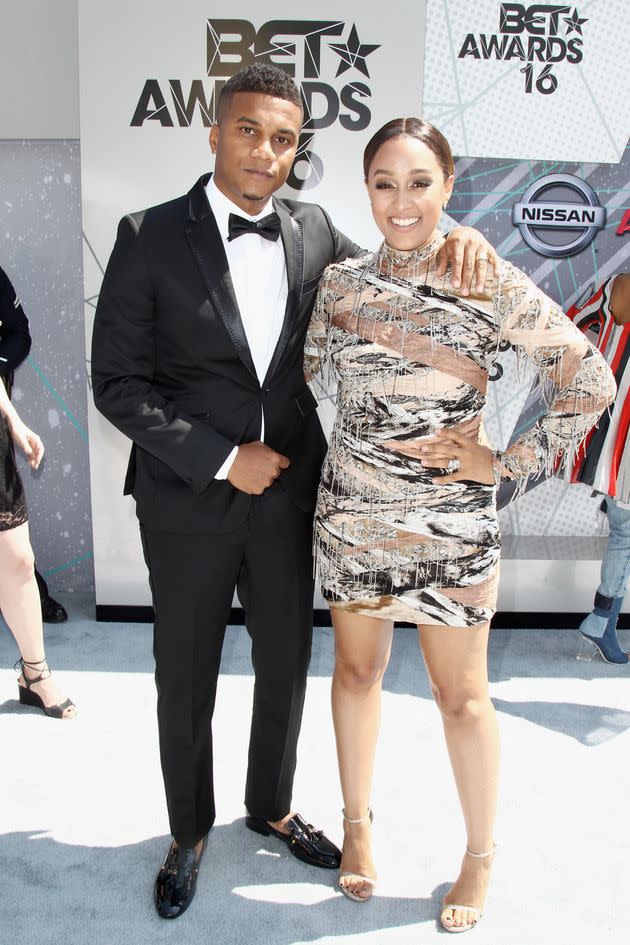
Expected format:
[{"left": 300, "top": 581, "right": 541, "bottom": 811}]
[{"left": 568, "top": 276, "right": 630, "bottom": 502}]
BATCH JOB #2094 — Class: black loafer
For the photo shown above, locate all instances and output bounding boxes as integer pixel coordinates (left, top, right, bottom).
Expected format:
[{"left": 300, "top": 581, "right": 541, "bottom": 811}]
[
  {"left": 41, "top": 596, "right": 68, "bottom": 623},
  {"left": 154, "top": 835, "right": 207, "bottom": 919},
  {"left": 246, "top": 812, "right": 341, "bottom": 869}
]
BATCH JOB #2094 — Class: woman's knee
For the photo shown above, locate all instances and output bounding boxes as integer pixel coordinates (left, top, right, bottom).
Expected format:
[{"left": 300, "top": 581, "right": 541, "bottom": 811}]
[
  {"left": 0, "top": 545, "right": 35, "bottom": 586},
  {"left": 431, "top": 685, "right": 488, "bottom": 724},
  {"left": 334, "top": 652, "right": 389, "bottom": 690}
]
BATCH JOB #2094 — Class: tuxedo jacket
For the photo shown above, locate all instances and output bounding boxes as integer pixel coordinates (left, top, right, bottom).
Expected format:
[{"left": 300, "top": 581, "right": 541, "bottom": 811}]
[{"left": 91, "top": 174, "right": 361, "bottom": 533}]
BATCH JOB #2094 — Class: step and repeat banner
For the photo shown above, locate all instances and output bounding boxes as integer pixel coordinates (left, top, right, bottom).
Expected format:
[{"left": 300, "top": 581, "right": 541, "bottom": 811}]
[
  {"left": 78, "top": 0, "right": 630, "bottom": 609},
  {"left": 79, "top": 0, "right": 426, "bottom": 605},
  {"left": 423, "top": 0, "right": 628, "bottom": 163},
  {"left": 422, "top": 0, "right": 630, "bottom": 549}
]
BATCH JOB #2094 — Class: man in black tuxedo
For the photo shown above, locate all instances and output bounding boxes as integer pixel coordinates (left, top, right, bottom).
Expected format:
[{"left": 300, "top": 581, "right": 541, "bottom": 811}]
[{"left": 91, "top": 63, "right": 494, "bottom": 919}]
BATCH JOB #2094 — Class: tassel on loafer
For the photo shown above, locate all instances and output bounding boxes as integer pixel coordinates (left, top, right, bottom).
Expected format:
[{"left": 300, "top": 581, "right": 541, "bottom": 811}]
[
  {"left": 155, "top": 834, "right": 208, "bottom": 919},
  {"left": 246, "top": 812, "right": 341, "bottom": 869}
]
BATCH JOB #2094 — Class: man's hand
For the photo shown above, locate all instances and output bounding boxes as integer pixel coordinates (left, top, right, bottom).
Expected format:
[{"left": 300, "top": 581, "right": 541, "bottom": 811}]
[
  {"left": 227, "top": 441, "right": 290, "bottom": 495},
  {"left": 436, "top": 226, "right": 499, "bottom": 296}
]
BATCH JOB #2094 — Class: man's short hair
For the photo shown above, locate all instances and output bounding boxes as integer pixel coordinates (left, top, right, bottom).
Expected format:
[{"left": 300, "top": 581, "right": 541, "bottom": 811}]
[{"left": 216, "top": 63, "right": 303, "bottom": 122}]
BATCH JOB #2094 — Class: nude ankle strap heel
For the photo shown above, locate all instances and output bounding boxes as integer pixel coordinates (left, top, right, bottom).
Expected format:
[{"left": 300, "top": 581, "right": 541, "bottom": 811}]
[
  {"left": 441, "top": 843, "right": 497, "bottom": 933},
  {"left": 339, "top": 807, "right": 376, "bottom": 902},
  {"left": 465, "top": 842, "right": 496, "bottom": 858},
  {"left": 342, "top": 807, "right": 374, "bottom": 825}
]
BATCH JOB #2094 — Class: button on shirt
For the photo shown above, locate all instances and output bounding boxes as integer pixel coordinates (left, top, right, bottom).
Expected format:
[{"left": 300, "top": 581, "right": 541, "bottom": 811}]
[{"left": 205, "top": 176, "right": 288, "bottom": 479}]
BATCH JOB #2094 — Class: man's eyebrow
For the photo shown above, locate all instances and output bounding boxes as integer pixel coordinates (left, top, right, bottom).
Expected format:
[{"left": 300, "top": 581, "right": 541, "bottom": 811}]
[{"left": 236, "top": 116, "right": 297, "bottom": 136}]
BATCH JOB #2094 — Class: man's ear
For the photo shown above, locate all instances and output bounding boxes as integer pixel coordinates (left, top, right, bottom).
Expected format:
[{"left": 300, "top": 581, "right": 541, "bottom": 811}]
[{"left": 209, "top": 124, "right": 219, "bottom": 155}]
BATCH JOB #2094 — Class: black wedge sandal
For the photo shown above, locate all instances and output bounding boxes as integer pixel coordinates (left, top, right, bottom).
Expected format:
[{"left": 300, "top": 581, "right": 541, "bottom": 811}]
[{"left": 15, "top": 657, "right": 76, "bottom": 719}]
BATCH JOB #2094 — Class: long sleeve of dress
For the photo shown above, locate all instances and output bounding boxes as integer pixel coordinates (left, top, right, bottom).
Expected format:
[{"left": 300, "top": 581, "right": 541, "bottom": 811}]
[
  {"left": 304, "top": 251, "right": 369, "bottom": 385},
  {"left": 304, "top": 266, "right": 336, "bottom": 385},
  {"left": 492, "top": 259, "right": 616, "bottom": 482}
]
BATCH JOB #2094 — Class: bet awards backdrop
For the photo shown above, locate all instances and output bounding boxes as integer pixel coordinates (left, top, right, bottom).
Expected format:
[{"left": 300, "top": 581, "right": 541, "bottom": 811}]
[
  {"left": 423, "top": 0, "right": 630, "bottom": 162},
  {"left": 80, "top": 0, "right": 630, "bottom": 613},
  {"left": 423, "top": 2, "right": 630, "bottom": 589},
  {"left": 78, "top": 0, "right": 426, "bottom": 607}
]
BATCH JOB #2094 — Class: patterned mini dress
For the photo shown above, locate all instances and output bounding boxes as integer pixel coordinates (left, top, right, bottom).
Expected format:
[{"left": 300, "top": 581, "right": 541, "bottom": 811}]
[{"left": 304, "top": 235, "right": 615, "bottom": 627}]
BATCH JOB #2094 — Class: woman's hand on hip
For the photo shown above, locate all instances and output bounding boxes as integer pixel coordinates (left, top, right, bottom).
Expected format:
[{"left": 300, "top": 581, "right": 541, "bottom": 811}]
[{"left": 419, "top": 428, "right": 493, "bottom": 485}]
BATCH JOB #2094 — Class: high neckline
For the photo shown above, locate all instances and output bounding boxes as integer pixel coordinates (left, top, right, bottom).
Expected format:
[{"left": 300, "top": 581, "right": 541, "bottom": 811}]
[{"left": 377, "top": 234, "right": 443, "bottom": 269}]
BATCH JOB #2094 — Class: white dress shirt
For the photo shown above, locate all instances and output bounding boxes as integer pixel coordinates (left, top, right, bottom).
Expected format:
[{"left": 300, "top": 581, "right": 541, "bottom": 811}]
[{"left": 205, "top": 176, "right": 288, "bottom": 479}]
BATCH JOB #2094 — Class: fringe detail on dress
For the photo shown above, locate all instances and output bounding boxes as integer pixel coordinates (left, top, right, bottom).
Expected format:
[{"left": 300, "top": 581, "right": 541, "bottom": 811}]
[{"left": 303, "top": 240, "right": 616, "bottom": 622}]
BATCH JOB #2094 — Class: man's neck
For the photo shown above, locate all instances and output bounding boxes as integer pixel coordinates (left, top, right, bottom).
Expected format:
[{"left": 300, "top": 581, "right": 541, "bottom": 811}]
[{"left": 211, "top": 175, "right": 273, "bottom": 218}]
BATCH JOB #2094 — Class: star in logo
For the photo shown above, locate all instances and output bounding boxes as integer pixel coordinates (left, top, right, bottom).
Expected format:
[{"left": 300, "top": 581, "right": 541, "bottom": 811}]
[
  {"left": 329, "top": 24, "right": 380, "bottom": 79},
  {"left": 563, "top": 8, "right": 588, "bottom": 35}
]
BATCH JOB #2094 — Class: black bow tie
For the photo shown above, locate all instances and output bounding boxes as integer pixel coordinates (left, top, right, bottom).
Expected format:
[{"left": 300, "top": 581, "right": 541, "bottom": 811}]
[{"left": 227, "top": 211, "right": 281, "bottom": 243}]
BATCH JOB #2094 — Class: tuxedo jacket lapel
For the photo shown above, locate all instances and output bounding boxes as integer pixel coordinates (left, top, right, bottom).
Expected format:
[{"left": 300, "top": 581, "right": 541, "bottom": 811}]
[
  {"left": 264, "top": 200, "right": 304, "bottom": 386},
  {"left": 185, "top": 177, "right": 257, "bottom": 381}
]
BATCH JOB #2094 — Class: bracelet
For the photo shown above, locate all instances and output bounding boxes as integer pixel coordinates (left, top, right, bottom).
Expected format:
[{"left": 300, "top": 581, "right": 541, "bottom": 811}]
[{"left": 491, "top": 450, "right": 503, "bottom": 488}]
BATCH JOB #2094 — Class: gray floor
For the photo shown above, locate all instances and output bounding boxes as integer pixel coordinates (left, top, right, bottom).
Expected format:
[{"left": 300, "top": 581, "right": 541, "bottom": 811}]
[{"left": 1, "top": 594, "right": 629, "bottom": 945}]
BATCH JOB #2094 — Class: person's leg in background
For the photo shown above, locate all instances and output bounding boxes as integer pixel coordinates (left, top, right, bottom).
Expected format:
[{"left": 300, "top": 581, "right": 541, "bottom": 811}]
[
  {"left": 580, "top": 497, "right": 630, "bottom": 664},
  {"left": 0, "top": 522, "right": 75, "bottom": 717},
  {"left": 34, "top": 566, "right": 68, "bottom": 623}
]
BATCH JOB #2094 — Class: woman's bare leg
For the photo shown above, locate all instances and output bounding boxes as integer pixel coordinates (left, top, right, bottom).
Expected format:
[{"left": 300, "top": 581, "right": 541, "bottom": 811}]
[
  {"left": 419, "top": 621, "right": 498, "bottom": 930},
  {"left": 0, "top": 522, "right": 75, "bottom": 717},
  {"left": 331, "top": 607, "right": 394, "bottom": 899}
]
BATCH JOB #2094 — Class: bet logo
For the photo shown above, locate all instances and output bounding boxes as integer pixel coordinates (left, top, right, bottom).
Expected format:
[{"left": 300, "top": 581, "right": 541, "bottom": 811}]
[
  {"left": 459, "top": 3, "right": 587, "bottom": 95},
  {"left": 130, "top": 20, "right": 381, "bottom": 191}
]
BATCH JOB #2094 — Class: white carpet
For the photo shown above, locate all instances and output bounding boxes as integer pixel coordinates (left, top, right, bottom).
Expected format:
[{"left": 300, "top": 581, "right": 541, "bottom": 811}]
[{"left": 1, "top": 596, "right": 629, "bottom": 944}]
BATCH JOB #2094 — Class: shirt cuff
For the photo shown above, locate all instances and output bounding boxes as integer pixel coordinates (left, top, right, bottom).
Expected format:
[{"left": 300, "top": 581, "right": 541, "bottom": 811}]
[{"left": 215, "top": 446, "right": 238, "bottom": 480}]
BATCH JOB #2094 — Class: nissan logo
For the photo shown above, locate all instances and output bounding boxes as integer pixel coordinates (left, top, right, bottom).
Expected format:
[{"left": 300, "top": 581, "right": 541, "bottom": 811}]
[{"left": 512, "top": 173, "right": 606, "bottom": 257}]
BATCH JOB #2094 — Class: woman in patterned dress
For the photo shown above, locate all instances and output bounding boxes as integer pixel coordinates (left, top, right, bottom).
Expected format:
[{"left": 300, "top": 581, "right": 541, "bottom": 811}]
[{"left": 304, "top": 119, "right": 615, "bottom": 929}]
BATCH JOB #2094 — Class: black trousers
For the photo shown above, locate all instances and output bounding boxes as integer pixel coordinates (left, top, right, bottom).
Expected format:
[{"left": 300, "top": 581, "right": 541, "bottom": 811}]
[{"left": 140, "top": 484, "right": 315, "bottom": 848}]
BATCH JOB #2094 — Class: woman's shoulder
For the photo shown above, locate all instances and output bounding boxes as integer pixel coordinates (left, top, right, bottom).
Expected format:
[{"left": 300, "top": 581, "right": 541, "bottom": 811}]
[{"left": 321, "top": 252, "right": 377, "bottom": 284}]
